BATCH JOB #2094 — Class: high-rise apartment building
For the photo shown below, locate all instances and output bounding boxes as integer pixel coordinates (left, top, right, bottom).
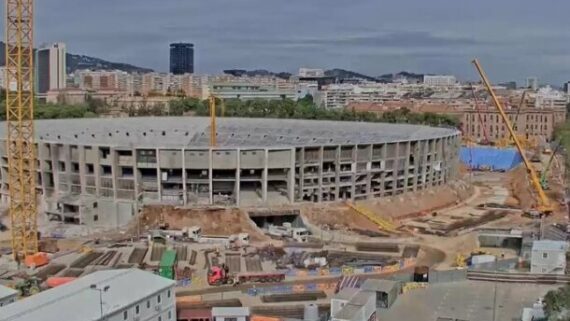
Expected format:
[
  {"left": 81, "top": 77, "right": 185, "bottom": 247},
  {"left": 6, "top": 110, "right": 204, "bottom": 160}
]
[
  {"left": 526, "top": 77, "right": 538, "bottom": 91},
  {"left": 169, "top": 43, "right": 194, "bottom": 75},
  {"left": 36, "top": 43, "right": 67, "bottom": 94}
]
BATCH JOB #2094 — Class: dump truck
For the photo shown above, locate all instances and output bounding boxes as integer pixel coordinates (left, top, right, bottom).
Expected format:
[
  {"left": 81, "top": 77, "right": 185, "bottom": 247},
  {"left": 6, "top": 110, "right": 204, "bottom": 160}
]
[
  {"left": 207, "top": 264, "right": 285, "bottom": 286},
  {"left": 267, "top": 223, "right": 310, "bottom": 242},
  {"left": 159, "top": 250, "right": 177, "bottom": 280}
]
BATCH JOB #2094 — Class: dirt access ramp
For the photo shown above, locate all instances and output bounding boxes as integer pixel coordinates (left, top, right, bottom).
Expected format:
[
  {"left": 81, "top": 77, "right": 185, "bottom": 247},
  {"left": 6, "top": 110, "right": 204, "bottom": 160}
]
[
  {"left": 355, "top": 180, "right": 473, "bottom": 221},
  {"left": 138, "top": 206, "right": 267, "bottom": 241},
  {"left": 301, "top": 180, "right": 472, "bottom": 234},
  {"left": 506, "top": 165, "right": 563, "bottom": 214}
]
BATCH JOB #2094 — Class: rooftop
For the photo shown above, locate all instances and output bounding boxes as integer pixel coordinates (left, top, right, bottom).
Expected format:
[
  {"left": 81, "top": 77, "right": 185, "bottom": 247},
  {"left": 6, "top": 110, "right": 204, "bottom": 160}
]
[
  {"left": 0, "top": 269, "right": 175, "bottom": 321},
  {"left": 0, "top": 117, "right": 458, "bottom": 149},
  {"left": 376, "top": 280, "right": 557, "bottom": 321},
  {"left": 361, "top": 279, "right": 400, "bottom": 293},
  {"left": 0, "top": 284, "right": 17, "bottom": 300},
  {"left": 532, "top": 240, "right": 569, "bottom": 252}
]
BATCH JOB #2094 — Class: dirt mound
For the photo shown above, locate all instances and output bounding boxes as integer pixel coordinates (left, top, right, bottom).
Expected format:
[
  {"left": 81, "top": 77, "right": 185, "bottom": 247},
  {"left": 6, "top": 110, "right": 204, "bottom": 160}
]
[
  {"left": 302, "top": 204, "right": 380, "bottom": 233},
  {"left": 507, "top": 166, "right": 534, "bottom": 209},
  {"left": 138, "top": 206, "right": 266, "bottom": 241},
  {"left": 357, "top": 180, "right": 473, "bottom": 220}
]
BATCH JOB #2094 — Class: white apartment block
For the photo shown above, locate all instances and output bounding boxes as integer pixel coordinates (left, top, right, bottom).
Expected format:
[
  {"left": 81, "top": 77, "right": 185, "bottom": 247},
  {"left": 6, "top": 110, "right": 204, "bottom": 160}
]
[
  {"left": 0, "top": 269, "right": 176, "bottom": 321},
  {"left": 423, "top": 75, "right": 457, "bottom": 86}
]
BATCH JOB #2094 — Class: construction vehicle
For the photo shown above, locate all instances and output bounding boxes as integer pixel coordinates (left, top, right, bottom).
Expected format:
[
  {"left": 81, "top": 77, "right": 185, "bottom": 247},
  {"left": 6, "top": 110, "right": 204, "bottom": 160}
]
[
  {"left": 266, "top": 223, "right": 310, "bottom": 242},
  {"left": 159, "top": 249, "right": 177, "bottom": 280},
  {"left": 472, "top": 59, "right": 553, "bottom": 216},
  {"left": 207, "top": 264, "right": 285, "bottom": 286},
  {"left": 540, "top": 138, "right": 564, "bottom": 190},
  {"left": 15, "top": 277, "right": 42, "bottom": 297}
]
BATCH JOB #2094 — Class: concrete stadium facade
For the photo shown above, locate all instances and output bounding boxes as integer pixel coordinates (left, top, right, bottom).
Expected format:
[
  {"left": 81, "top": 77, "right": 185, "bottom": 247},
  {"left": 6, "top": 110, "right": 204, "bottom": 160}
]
[{"left": 0, "top": 117, "right": 461, "bottom": 228}]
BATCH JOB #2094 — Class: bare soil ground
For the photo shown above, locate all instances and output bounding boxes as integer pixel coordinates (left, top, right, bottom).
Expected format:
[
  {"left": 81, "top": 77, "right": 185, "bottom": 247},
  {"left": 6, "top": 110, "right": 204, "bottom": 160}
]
[
  {"left": 138, "top": 206, "right": 267, "bottom": 241},
  {"left": 302, "top": 203, "right": 380, "bottom": 233}
]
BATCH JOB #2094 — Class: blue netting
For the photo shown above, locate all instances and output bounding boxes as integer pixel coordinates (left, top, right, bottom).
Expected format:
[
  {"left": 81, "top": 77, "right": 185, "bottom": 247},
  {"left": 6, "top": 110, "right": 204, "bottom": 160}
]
[{"left": 460, "top": 147, "right": 523, "bottom": 171}]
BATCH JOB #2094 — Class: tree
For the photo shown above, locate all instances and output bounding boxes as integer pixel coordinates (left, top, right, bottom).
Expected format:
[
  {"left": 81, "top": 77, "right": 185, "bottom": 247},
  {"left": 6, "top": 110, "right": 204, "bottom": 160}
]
[{"left": 544, "top": 285, "right": 570, "bottom": 320}]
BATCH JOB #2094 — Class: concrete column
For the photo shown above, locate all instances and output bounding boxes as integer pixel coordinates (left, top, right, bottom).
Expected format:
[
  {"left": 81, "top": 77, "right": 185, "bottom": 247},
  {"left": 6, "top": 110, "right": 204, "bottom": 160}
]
[
  {"left": 262, "top": 149, "right": 268, "bottom": 203},
  {"left": 208, "top": 149, "right": 213, "bottom": 205},
  {"left": 392, "top": 143, "right": 400, "bottom": 194},
  {"left": 37, "top": 144, "right": 47, "bottom": 196},
  {"left": 65, "top": 145, "right": 72, "bottom": 194},
  {"left": 78, "top": 146, "right": 86, "bottom": 195},
  {"left": 156, "top": 148, "right": 162, "bottom": 202},
  {"left": 182, "top": 148, "right": 187, "bottom": 205},
  {"left": 334, "top": 146, "right": 340, "bottom": 201},
  {"left": 50, "top": 145, "right": 60, "bottom": 197},
  {"left": 133, "top": 149, "right": 140, "bottom": 204},
  {"left": 298, "top": 148, "right": 305, "bottom": 200},
  {"left": 429, "top": 139, "right": 436, "bottom": 187},
  {"left": 350, "top": 146, "right": 356, "bottom": 201},
  {"left": 236, "top": 149, "right": 241, "bottom": 206},
  {"left": 288, "top": 148, "right": 295, "bottom": 204},
  {"left": 94, "top": 147, "right": 101, "bottom": 197},
  {"left": 111, "top": 148, "right": 118, "bottom": 200},
  {"left": 412, "top": 142, "right": 420, "bottom": 191},
  {"left": 366, "top": 144, "right": 372, "bottom": 199},
  {"left": 380, "top": 143, "right": 387, "bottom": 197},
  {"left": 403, "top": 141, "right": 411, "bottom": 194},
  {"left": 317, "top": 147, "right": 324, "bottom": 202}
]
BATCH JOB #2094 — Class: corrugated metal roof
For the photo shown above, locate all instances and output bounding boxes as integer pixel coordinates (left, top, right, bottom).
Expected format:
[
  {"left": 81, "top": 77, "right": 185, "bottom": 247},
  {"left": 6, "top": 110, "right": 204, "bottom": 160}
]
[
  {"left": 0, "top": 284, "right": 17, "bottom": 300},
  {"left": 532, "top": 240, "right": 569, "bottom": 252},
  {"left": 0, "top": 269, "right": 175, "bottom": 321}
]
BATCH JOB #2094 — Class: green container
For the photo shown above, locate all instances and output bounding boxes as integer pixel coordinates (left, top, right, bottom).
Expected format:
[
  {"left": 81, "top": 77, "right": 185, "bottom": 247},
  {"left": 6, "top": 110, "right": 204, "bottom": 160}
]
[{"left": 159, "top": 250, "right": 177, "bottom": 280}]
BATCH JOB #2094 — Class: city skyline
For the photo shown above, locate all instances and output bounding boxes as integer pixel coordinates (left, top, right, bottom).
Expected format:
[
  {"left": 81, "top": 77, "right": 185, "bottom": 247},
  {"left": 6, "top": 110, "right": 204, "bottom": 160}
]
[{"left": 1, "top": 0, "right": 569, "bottom": 85}]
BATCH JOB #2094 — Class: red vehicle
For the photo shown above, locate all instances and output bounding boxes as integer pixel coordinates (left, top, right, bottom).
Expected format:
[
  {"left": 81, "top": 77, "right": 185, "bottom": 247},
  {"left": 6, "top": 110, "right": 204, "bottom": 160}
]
[{"left": 207, "top": 265, "right": 285, "bottom": 286}]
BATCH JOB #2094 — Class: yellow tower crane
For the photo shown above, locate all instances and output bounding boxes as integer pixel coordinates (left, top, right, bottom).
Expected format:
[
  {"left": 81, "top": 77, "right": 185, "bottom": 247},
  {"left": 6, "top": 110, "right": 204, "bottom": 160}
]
[
  {"left": 472, "top": 59, "right": 552, "bottom": 216},
  {"left": 4, "top": 0, "right": 39, "bottom": 260}
]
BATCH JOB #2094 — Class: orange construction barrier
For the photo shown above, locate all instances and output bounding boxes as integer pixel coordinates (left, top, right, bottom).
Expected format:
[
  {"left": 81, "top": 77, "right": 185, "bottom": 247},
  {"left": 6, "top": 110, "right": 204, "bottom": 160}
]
[
  {"left": 24, "top": 252, "right": 49, "bottom": 268},
  {"left": 46, "top": 277, "right": 76, "bottom": 288},
  {"left": 251, "top": 315, "right": 282, "bottom": 321}
]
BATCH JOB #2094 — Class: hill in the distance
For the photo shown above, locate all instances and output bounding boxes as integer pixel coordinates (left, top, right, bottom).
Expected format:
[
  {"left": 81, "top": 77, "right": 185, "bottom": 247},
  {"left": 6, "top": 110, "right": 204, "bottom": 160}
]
[{"left": 0, "top": 41, "right": 153, "bottom": 74}]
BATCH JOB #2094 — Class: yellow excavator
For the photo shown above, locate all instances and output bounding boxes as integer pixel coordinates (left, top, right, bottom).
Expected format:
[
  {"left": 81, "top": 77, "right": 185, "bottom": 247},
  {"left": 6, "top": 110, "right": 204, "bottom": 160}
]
[{"left": 472, "top": 59, "right": 553, "bottom": 216}]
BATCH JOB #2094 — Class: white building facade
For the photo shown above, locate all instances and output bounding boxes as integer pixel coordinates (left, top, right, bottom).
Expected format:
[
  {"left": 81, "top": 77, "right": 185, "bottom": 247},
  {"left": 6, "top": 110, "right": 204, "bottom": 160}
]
[
  {"left": 423, "top": 75, "right": 457, "bottom": 86},
  {"left": 530, "top": 240, "right": 569, "bottom": 275}
]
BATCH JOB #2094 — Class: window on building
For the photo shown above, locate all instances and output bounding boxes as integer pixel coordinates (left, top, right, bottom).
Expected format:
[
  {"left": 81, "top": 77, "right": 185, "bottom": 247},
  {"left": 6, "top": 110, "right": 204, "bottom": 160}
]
[
  {"left": 168, "top": 311, "right": 172, "bottom": 320},
  {"left": 123, "top": 311, "right": 128, "bottom": 320},
  {"left": 167, "top": 290, "right": 171, "bottom": 298},
  {"left": 93, "top": 215, "right": 99, "bottom": 222},
  {"left": 543, "top": 252, "right": 548, "bottom": 259},
  {"left": 226, "top": 318, "right": 238, "bottom": 321},
  {"left": 157, "top": 294, "right": 161, "bottom": 304},
  {"left": 147, "top": 300, "right": 150, "bottom": 308},
  {"left": 159, "top": 317, "right": 162, "bottom": 321},
  {"left": 136, "top": 305, "right": 140, "bottom": 315}
]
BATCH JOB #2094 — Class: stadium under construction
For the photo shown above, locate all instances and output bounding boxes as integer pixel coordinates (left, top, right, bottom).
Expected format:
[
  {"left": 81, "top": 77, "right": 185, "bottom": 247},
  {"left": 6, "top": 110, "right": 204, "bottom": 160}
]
[{"left": 0, "top": 117, "right": 460, "bottom": 227}]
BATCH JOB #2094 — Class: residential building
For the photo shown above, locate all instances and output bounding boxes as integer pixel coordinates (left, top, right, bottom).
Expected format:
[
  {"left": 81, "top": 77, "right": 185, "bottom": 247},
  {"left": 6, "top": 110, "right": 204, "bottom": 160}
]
[
  {"left": 563, "top": 81, "right": 570, "bottom": 94},
  {"left": 299, "top": 68, "right": 325, "bottom": 78},
  {"left": 210, "top": 81, "right": 296, "bottom": 100},
  {"left": 526, "top": 77, "right": 538, "bottom": 90},
  {"left": 533, "top": 86, "right": 569, "bottom": 109},
  {"left": 211, "top": 307, "right": 250, "bottom": 321},
  {"left": 530, "top": 240, "right": 569, "bottom": 274},
  {"left": 423, "top": 75, "right": 457, "bottom": 86},
  {"left": 0, "top": 269, "right": 176, "bottom": 321},
  {"left": 73, "top": 70, "right": 131, "bottom": 92},
  {"left": 36, "top": 42, "right": 67, "bottom": 95},
  {"left": 170, "top": 43, "right": 194, "bottom": 75},
  {"left": 0, "top": 284, "right": 17, "bottom": 307}
]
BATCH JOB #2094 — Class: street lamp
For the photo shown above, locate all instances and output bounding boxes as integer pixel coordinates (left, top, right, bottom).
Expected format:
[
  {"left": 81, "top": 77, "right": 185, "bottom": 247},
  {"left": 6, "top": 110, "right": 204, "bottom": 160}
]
[{"left": 90, "top": 284, "right": 110, "bottom": 319}]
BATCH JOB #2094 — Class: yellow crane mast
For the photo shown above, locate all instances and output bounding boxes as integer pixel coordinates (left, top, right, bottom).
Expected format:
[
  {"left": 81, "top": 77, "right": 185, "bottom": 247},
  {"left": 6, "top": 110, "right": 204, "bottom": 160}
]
[
  {"left": 5, "top": 0, "right": 39, "bottom": 259},
  {"left": 472, "top": 59, "right": 552, "bottom": 216}
]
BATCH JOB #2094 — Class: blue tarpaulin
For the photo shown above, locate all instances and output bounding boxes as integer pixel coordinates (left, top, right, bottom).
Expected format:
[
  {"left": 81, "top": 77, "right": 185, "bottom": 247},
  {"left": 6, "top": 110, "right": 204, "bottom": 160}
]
[{"left": 460, "top": 147, "right": 523, "bottom": 171}]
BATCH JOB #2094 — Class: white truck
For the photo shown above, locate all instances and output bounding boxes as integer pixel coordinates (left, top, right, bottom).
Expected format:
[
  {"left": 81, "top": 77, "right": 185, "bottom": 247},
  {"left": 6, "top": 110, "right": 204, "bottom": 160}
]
[
  {"left": 267, "top": 223, "right": 310, "bottom": 242},
  {"left": 186, "top": 226, "right": 250, "bottom": 248}
]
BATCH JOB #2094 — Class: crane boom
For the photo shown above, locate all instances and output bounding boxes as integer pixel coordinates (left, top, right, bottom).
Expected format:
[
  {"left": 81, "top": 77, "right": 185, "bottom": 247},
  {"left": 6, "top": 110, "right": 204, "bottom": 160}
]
[
  {"left": 472, "top": 59, "right": 552, "bottom": 215},
  {"left": 5, "top": 0, "right": 39, "bottom": 259}
]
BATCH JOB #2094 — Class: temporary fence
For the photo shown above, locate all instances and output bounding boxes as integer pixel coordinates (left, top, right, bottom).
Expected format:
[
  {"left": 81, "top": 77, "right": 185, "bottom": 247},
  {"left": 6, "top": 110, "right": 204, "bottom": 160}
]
[{"left": 459, "top": 147, "right": 522, "bottom": 171}]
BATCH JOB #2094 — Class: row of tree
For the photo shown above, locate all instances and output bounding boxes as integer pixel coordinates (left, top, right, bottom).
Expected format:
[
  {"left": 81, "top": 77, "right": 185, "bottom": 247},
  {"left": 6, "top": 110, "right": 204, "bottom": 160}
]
[
  {"left": 0, "top": 88, "right": 459, "bottom": 128},
  {"left": 169, "top": 95, "right": 460, "bottom": 127}
]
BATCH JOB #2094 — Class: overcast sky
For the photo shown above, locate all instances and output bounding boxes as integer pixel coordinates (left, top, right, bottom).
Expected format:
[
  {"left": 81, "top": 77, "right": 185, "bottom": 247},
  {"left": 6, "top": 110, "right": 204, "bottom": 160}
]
[{"left": 3, "top": 0, "right": 569, "bottom": 84}]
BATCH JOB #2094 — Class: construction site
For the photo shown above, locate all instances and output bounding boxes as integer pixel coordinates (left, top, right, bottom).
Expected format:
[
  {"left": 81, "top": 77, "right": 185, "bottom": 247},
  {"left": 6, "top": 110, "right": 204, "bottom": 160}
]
[{"left": 0, "top": 2, "right": 569, "bottom": 321}]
